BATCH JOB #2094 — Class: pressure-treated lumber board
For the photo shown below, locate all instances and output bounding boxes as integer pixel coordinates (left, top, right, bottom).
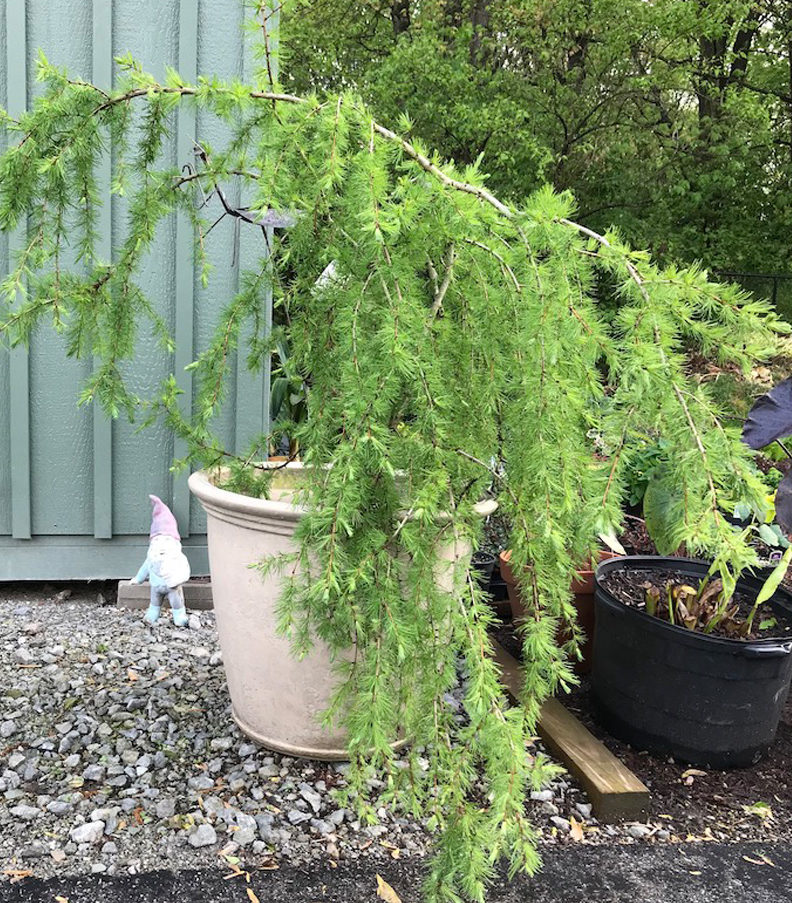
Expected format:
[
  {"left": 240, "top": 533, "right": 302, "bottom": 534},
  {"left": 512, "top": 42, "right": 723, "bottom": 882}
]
[
  {"left": 117, "top": 580, "right": 214, "bottom": 611},
  {"left": 490, "top": 637, "right": 650, "bottom": 821}
]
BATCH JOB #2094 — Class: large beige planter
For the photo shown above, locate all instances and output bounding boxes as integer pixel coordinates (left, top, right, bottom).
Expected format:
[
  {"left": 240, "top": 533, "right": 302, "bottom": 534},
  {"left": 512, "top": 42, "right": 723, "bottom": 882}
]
[{"left": 189, "top": 465, "right": 493, "bottom": 760}]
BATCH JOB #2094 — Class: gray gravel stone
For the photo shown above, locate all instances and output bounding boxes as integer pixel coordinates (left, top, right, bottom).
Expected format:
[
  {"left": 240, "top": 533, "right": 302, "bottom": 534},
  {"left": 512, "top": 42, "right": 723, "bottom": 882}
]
[
  {"left": 188, "top": 824, "right": 217, "bottom": 848},
  {"left": 627, "top": 824, "right": 653, "bottom": 839},
  {"left": 0, "top": 720, "right": 16, "bottom": 738},
  {"left": 10, "top": 804, "right": 41, "bottom": 820},
  {"left": 298, "top": 782, "right": 322, "bottom": 814},
  {"left": 70, "top": 821, "right": 105, "bottom": 844},
  {"left": 156, "top": 798, "right": 176, "bottom": 819},
  {"left": 21, "top": 841, "right": 48, "bottom": 859},
  {"left": 46, "top": 800, "right": 73, "bottom": 816},
  {"left": 235, "top": 827, "right": 256, "bottom": 846},
  {"left": 188, "top": 774, "right": 215, "bottom": 791},
  {"left": 288, "top": 808, "right": 311, "bottom": 825}
]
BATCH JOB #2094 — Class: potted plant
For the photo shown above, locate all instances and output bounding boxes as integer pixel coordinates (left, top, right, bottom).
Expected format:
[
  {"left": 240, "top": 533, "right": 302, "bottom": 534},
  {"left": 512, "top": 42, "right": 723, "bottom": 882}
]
[
  {"left": 0, "top": 16, "right": 787, "bottom": 898},
  {"left": 188, "top": 462, "right": 496, "bottom": 758},
  {"left": 592, "top": 554, "right": 792, "bottom": 767},
  {"left": 498, "top": 545, "right": 622, "bottom": 674},
  {"left": 589, "top": 380, "right": 792, "bottom": 767}
]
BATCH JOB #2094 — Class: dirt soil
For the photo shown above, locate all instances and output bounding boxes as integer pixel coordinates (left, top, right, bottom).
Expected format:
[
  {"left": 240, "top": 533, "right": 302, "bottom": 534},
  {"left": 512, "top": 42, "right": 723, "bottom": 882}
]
[
  {"left": 494, "top": 621, "right": 792, "bottom": 844},
  {"left": 599, "top": 566, "right": 792, "bottom": 641}
]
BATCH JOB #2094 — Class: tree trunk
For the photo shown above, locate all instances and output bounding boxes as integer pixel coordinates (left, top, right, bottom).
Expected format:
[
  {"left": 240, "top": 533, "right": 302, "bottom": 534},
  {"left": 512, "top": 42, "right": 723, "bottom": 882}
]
[
  {"left": 469, "top": 0, "right": 490, "bottom": 66},
  {"left": 391, "top": 0, "right": 410, "bottom": 38}
]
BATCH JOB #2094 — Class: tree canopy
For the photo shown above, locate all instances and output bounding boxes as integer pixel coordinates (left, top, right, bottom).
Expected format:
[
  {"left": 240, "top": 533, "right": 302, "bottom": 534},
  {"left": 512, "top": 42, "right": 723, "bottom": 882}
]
[{"left": 282, "top": 0, "right": 792, "bottom": 274}]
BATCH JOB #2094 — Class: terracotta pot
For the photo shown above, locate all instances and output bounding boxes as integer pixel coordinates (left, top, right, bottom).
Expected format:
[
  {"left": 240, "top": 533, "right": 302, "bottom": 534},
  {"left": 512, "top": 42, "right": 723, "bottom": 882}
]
[
  {"left": 498, "top": 548, "right": 620, "bottom": 674},
  {"left": 189, "top": 465, "right": 490, "bottom": 760}
]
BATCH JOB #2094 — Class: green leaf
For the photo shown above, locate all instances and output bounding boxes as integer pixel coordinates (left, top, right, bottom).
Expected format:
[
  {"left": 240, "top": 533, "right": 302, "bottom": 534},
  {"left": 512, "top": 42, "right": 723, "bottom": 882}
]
[
  {"left": 643, "top": 478, "right": 683, "bottom": 556},
  {"left": 759, "top": 523, "right": 781, "bottom": 547}
]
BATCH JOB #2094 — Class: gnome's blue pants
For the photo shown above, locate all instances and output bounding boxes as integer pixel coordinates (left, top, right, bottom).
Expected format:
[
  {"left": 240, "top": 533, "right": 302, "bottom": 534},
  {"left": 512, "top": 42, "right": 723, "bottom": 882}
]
[{"left": 145, "top": 586, "right": 188, "bottom": 627}]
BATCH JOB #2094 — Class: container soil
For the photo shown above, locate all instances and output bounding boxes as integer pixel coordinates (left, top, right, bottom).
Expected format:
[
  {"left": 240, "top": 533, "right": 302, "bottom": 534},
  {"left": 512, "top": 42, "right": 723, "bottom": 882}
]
[
  {"left": 499, "top": 548, "right": 620, "bottom": 674},
  {"left": 593, "top": 556, "right": 792, "bottom": 768},
  {"left": 189, "top": 464, "right": 490, "bottom": 760}
]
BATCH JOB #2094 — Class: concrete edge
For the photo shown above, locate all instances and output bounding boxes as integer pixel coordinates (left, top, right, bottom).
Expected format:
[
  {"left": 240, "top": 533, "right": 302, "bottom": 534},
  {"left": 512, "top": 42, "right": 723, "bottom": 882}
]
[{"left": 117, "top": 580, "right": 214, "bottom": 610}]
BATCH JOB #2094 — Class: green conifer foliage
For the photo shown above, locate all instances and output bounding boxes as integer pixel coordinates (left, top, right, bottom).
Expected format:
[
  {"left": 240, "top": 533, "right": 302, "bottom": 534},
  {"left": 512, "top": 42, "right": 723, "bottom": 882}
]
[{"left": 0, "top": 36, "right": 786, "bottom": 903}]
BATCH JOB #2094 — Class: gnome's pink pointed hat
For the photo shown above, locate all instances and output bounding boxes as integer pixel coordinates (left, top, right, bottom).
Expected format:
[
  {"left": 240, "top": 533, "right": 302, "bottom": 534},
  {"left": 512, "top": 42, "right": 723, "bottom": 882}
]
[{"left": 149, "top": 495, "right": 180, "bottom": 540}]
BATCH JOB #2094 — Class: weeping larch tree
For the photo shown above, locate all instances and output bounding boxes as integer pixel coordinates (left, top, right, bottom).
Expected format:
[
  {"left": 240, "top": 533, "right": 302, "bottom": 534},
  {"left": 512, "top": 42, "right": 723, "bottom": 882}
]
[{"left": 0, "top": 6, "right": 785, "bottom": 900}]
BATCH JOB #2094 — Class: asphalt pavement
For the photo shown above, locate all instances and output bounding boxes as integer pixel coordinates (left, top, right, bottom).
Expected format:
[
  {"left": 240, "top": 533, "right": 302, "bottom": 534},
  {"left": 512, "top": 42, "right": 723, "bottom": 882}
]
[{"left": 2, "top": 841, "right": 791, "bottom": 903}]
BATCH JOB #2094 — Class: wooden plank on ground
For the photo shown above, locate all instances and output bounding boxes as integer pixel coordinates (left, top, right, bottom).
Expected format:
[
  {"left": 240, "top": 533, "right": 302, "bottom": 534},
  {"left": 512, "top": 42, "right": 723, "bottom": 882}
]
[{"left": 490, "top": 637, "right": 650, "bottom": 822}]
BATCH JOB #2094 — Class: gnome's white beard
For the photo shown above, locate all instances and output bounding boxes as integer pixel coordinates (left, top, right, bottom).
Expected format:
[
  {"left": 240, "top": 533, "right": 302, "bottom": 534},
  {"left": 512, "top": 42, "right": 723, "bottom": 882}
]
[{"left": 148, "top": 534, "right": 191, "bottom": 588}]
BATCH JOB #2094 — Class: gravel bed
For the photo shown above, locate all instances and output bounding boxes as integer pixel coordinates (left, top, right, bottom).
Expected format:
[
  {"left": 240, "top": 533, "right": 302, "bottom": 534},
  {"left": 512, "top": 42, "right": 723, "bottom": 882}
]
[{"left": 1, "top": 588, "right": 668, "bottom": 881}]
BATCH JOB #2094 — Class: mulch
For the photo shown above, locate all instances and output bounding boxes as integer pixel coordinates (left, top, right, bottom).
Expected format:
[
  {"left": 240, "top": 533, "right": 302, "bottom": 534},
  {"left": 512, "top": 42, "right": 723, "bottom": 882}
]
[{"left": 494, "top": 619, "right": 792, "bottom": 842}]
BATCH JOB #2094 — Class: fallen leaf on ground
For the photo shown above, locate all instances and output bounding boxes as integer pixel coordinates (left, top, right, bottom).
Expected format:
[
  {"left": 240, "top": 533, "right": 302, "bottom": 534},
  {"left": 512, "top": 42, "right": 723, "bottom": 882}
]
[
  {"left": 127, "top": 669, "right": 139, "bottom": 682},
  {"left": 2, "top": 870, "right": 32, "bottom": 883},
  {"left": 376, "top": 874, "right": 402, "bottom": 903},
  {"left": 54, "top": 896, "right": 69, "bottom": 903},
  {"left": 744, "top": 854, "right": 775, "bottom": 867},
  {"left": 569, "top": 816, "right": 584, "bottom": 842},
  {"left": 742, "top": 802, "right": 773, "bottom": 820},
  {"left": 682, "top": 768, "right": 708, "bottom": 785},
  {"left": 246, "top": 889, "right": 261, "bottom": 903}
]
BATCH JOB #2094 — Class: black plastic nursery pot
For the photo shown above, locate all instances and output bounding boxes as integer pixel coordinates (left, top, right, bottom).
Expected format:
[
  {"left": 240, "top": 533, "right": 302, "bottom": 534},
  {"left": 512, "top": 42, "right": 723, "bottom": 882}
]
[
  {"left": 592, "top": 556, "right": 792, "bottom": 768},
  {"left": 471, "top": 550, "right": 497, "bottom": 589}
]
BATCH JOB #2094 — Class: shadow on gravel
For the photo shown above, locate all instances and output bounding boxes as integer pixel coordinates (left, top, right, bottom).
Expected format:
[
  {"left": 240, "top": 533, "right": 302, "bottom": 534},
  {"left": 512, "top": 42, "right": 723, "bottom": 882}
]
[{"left": 2, "top": 843, "right": 792, "bottom": 903}]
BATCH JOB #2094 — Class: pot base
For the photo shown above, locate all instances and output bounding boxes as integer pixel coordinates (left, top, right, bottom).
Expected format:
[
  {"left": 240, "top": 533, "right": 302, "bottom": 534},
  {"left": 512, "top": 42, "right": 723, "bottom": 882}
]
[
  {"left": 232, "top": 707, "right": 351, "bottom": 761},
  {"left": 591, "top": 696, "right": 768, "bottom": 769},
  {"left": 232, "top": 708, "right": 411, "bottom": 762}
]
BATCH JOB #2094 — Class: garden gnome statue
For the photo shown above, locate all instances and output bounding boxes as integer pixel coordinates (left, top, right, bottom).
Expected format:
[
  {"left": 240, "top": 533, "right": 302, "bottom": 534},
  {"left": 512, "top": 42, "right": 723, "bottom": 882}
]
[{"left": 130, "top": 495, "right": 191, "bottom": 626}]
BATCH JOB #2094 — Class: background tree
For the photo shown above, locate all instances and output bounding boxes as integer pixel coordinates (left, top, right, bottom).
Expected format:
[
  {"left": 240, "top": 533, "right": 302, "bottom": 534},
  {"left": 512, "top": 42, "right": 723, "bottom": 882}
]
[{"left": 282, "top": 0, "right": 792, "bottom": 276}]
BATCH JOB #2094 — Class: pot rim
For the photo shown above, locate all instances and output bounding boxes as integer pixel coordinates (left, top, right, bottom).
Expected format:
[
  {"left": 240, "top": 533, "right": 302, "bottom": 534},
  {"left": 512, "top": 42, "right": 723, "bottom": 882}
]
[
  {"left": 595, "top": 555, "right": 792, "bottom": 653},
  {"left": 189, "top": 466, "right": 306, "bottom": 523},
  {"left": 188, "top": 466, "right": 498, "bottom": 523}
]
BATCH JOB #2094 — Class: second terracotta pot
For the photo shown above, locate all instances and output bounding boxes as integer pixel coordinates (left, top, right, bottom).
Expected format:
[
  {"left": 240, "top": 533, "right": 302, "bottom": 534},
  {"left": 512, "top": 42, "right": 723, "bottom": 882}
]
[{"left": 498, "top": 549, "right": 620, "bottom": 674}]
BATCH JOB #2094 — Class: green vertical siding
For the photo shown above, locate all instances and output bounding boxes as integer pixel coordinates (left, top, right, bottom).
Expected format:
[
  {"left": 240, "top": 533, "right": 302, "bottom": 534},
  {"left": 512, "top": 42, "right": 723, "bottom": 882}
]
[
  {"left": 7, "top": 0, "right": 31, "bottom": 540},
  {"left": 0, "top": 0, "right": 270, "bottom": 579},
  {"left": 28, "top": 0, "right": 94, "bottom": 537},
  {"left": 0, "top": 0, "right": 9, "bottom": 537}
]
